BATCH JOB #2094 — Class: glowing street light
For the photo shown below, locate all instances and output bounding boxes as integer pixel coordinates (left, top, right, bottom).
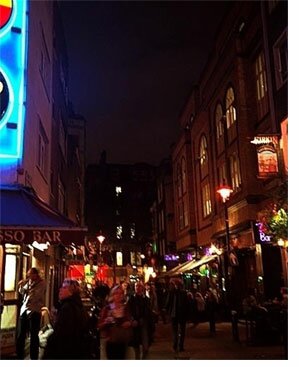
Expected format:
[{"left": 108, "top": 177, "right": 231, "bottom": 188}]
[{"left": 217, "top": 181, "right": 233, "bottom": 307}]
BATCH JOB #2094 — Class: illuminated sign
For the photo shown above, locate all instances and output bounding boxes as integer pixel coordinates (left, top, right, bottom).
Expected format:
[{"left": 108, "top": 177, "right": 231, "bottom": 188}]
[
  {"left": 254, "top": 221, "right": 272, "bottom": 245},
  {"left": 250, "top": 135, "right": 279, "bottom": 178},
  {"left": 250, "top": 135, "right": 279, "bottom": 145},
  {"left": 0, "top": 0, "right": 27, "bottom": 161}
]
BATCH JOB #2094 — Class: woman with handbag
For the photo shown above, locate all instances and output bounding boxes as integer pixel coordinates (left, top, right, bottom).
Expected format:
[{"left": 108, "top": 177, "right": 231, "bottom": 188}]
[{"left": 98, "top": 284, "right": 133, "bottom": 359}]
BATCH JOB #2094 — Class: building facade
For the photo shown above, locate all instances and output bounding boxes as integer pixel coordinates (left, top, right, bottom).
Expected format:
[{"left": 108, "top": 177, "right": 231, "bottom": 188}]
[
  {"left": 85, "top": 156, "right": 156, "bottom": 284},
  {"left": 170, "top": 1, "right": 287, "bottom": 307},
  {"left": 0, "top": 1, "right": 86, "bottom": 355}
]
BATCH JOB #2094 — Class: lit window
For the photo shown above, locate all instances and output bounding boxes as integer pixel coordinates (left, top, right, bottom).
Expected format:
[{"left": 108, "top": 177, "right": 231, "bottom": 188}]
[
  {"left": 229, "top": 153, "right": 242, "bottom": 191},
  {"left": 130, "top": 223, "right": 136, "bottom": 239},
  {"left": 255, "top": 52, "right": 269, "bottom": 119},
  {"left": 115, "top": 186, "right": 122, "bottom": 196},
  {"left": 218, "top": 163, "right": 227, "bottom": 187},
  {"left": 215, "top": 104, "right": 224, "bottom": 140},
  {"left": 225, "top": 87, "right": 236, "bottom": 129},
  {"left": 199, "top": 136, "right": 208, "bottom": 166},
  {"left": 202, "top": 183, "right": 212, "bottom": 218},
  {"left": 116, "top": 225, "right": 123, "bottom": 239}
]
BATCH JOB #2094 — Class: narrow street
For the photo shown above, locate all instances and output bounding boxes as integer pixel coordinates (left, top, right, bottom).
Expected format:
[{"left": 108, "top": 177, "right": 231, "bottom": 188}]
[{"left": 100, "top": 320, "right": 286, "bottom": 360}]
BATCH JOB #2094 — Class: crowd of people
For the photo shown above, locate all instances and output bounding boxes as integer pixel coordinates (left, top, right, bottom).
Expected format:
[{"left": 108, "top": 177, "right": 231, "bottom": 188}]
[{"left": 16, "top": 267, "right": 287, "bottom": 360}]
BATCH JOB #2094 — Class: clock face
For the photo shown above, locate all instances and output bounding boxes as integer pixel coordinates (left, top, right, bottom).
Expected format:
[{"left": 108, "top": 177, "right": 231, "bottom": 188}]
[
  {"left": 0, "top": 0, "right": 13, "bottom": 30},
  {"left": 0, "top": 71, "right": 9, "bottom": 121}
]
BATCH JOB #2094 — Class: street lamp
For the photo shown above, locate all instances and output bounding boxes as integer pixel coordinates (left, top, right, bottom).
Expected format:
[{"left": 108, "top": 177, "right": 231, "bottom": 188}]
[
  {"left": 217, "top": 183, "right": 233, "bottom": 253},
  {"left": 97, "top": 234, "right": 105, "bottom": 280},
  {"left": 217, "top": 181, "right": 233, "bottom": 307}
]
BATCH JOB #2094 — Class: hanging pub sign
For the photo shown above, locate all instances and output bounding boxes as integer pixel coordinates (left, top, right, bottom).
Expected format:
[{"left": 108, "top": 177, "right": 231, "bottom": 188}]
[{"left": 250, "top": 135, "right": 279, "bottom": 178}]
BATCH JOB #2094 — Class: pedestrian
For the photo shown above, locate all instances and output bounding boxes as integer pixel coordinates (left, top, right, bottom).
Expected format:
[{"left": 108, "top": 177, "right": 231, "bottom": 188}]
[
  {"left": 145, "top": 282, "right": 158, "bottom": 343},
  {"left": 127, "top": 281, "right": 153, "bottom": 359},
  {"left": 205, "top": 288, "right": 219, "bottom": 334},
  {"left": 194, "top": 291, "right": 206, "bottom": 323},
  {"left": 16, "top": 267, "right": 46, "bottom": 360},
  {"left": 43, "top": 278, "right": 90, "bottom": 359},
  {"left": 98, "top": 284, "right": 133, "bottom": 359},
  {"left": 164, "top": 278, "right": 189, "bottom": 353}
]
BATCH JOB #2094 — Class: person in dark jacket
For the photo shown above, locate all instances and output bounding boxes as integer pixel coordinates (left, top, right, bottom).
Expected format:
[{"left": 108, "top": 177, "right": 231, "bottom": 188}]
[
  {"left": 164, "top": 278, "right": 189, "bottom": 353},
  {"left": 127, "top": 281, "right": 153, "bottom": 359},
  {"left": 43, "top": 278, "right": 89, "bottom": 360}
]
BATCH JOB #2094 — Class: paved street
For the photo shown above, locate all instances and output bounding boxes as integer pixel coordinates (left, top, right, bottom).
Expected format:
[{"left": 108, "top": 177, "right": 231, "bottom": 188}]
[{"left": 100, "top": 320, "right": 286, "bottom": 360}]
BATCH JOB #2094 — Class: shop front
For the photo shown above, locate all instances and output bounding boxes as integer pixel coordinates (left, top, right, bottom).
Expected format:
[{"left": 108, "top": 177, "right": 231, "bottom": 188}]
[{"left": 0, "top": 185, "right": 87, "bottom": 356}]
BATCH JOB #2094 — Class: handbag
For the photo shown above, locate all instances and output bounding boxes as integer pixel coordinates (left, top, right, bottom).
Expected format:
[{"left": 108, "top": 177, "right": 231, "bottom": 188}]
[
  {"left": 39, "top": 323, "right": 54, "bottom": 348},
  {"left": 108, "top": 323, "right": 133, "bottom": 344}
]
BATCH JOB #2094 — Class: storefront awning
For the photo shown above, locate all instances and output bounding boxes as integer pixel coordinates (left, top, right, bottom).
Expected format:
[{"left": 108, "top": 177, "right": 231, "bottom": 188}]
[
  {"left": 0, "top": 184, "right": 87, "bottom": 245},
  {"left": 158, "top": 260, "right": 194, "bottom": 278},
  {"left": 171, "top": 255, "right": 218, "bottom": 275}
]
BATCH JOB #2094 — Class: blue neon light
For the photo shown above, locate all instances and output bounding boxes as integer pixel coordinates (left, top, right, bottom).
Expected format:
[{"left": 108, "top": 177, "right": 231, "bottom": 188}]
[{"left": 0, "top": 0, "right": 27, "bottom": 162}]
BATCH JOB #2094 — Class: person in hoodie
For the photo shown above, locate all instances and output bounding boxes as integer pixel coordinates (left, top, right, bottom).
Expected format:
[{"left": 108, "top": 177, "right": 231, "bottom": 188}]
[{"left": 43, "top": 278, "right": 89, "bottom": 360}]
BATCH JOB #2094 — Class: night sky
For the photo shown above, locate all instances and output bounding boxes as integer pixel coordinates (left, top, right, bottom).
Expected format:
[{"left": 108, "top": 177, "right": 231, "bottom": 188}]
[{"left": 60, "top": 1, "right": 231, "bottom": 166}]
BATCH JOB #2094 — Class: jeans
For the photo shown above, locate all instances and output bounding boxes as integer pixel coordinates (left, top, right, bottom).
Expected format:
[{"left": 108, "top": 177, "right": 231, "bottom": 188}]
[{"left": 16, "top": 311, "right": 41, "bottom": 359}]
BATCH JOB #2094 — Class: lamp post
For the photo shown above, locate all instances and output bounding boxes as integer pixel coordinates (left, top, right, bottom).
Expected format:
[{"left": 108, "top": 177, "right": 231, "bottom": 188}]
[
  {"left": 97, "top": 234, "right": 105, "bottom": 280},
  {"left": 217, "top": 181, "right": 233, "bottom": 308}
]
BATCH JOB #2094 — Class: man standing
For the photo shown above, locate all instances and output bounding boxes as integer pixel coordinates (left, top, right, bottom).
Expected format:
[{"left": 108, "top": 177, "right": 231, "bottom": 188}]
[
  {"left": 16, "top": 267, "right": 46, "bottom": 359},
  {"left": 165, "top": 278, "right": 189, "bottom": 353}
]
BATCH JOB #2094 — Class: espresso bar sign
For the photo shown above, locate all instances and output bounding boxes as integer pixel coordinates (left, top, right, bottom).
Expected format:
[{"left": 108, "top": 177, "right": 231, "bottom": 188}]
[{"left": 0, "top": 228, "right": 86, "bottom": 246}]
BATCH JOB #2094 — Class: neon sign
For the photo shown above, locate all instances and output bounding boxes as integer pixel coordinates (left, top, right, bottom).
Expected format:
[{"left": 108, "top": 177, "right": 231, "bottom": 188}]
[{"left": 0, "top": 0, "right": 27, "bottom": 162}]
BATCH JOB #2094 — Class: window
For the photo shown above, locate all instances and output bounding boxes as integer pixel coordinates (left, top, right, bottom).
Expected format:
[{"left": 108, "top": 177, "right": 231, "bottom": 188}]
[
  {"left": 255, "top": 52, "right": 269, "bottom": 119},
  {"left": 58, "top": 113, "right": 66, "bottom": 160},
  {"left": 229, "top": 153, "right": 242, "bottom": 191},
  {"left": 37, "top": 120, "right": 48, "bottom": 177},
  {"left": 130, "top": 223, "right": 136, "bottom": 239},
  {"left": 218, "top": 163, "right": 227, "bottom": 187},
  {"left": 58, "top": 177, "right": 65, "bottom": 214},
  {"left": 273, "top": 30, "right": 288, "bottom": 89},
  {"left": 177, "top": 164, "right": 182, "bottom": 198},
  {"left": 202, "top": 183, "right": 212, "bottom": 218},
  {"left": 225, "top": 87, "right": 236, "bottom": 129},
  {"left": 215, "top": 104, "right": 224, "bottom": 140},
  {"left": 199, "top": 136, "right": 208, "bottom": 166},
  {"left": 115, "top": 186, "right": 122, "bottom": 196},
  {"left": 199, "top": 135, "right": 209, "bottom": 178},
  {"left": 39, "top": 26, "right": 51, "bottom": 98},
  {"left": 116, "top": 225, "right": 123, "bottom": 239},
  {"left": 181, "top": 157, "right": 187, "bottom": 194}
]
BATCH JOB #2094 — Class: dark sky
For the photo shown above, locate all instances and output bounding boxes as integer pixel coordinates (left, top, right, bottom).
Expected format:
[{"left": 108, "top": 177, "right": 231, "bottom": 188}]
[{"left": 60, "top": 0, "right": 231, "bottom": 166}]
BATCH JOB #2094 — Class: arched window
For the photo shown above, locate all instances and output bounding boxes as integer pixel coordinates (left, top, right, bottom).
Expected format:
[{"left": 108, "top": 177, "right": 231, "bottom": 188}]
[
  {"left": 215, "top": 104, "right": 224, "bottom": 140},
  {"left": 225, "top": 87, "right": 236, "bottom": 129}
]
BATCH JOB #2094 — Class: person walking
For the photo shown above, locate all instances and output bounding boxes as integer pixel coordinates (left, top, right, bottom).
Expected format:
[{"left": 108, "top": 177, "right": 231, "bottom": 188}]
[
  {"left": 98, "top": 284, "right": 133, "bottom": 359},
  {"left": 205, "top": 288, "right": 219, "bottom": 334},
  {"left": 43, "top": 278, "right": 90, "bottom": 359},
  {"left": 164, "top": 278, "right": 189, "bottom": 353},
  {"left": 16, "top": 267, "right": 46, "bottom": 360},
  {"left": 127, "top": 281, "right": 153, "bottom": 359}
]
